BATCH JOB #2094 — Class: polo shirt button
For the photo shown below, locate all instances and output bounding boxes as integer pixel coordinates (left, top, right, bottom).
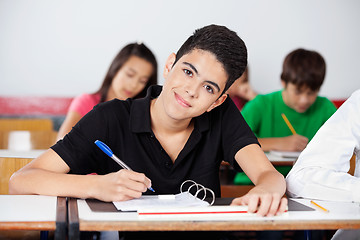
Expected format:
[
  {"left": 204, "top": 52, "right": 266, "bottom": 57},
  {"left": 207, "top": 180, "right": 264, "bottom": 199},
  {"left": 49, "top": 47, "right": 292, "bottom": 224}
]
[{"left": 165, "top": 161, "right": 171, "bottom": 168}]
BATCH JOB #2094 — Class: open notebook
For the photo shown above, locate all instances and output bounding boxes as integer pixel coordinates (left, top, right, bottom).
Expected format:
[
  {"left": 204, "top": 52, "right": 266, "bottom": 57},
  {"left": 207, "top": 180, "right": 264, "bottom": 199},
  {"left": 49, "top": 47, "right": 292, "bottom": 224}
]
[
  {"left": 85, "top": 180, "right": 324, "bottom": 221},
  {"left": 85, "top": 180, "right": 311, "bottom": 218},
  {"left": 114, "top": 192, "right": 254, "bottom": 219},
  {"left": 111, "top": 180, "right": 256, "bottom": 219},
  {"left": 113, "top": 192, "right": 209, "bottom": 211},
  {"left": 113, "top": 180, "right": 214, "bottom": 210}
]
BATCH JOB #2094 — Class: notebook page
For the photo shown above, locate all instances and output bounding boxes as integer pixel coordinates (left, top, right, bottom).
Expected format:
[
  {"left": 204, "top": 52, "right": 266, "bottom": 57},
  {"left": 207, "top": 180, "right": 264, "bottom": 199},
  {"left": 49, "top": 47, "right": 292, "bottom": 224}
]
[{"left": 113, "top": 192, "right": 209, "bottom": 211}]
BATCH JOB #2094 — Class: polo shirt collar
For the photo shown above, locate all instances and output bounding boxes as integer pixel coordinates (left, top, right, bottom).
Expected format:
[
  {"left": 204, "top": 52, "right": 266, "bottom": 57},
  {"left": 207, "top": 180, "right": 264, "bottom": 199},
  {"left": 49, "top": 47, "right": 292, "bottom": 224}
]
[{"left": 130, "top": 85, "right": 209, "bottom": 133}]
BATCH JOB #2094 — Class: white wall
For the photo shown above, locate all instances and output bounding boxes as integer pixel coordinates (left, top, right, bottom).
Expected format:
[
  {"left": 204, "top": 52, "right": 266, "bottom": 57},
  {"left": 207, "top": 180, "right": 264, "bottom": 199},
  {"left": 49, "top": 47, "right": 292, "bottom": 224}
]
[{"left": 1, "top": 0, "right": 359, "bottom": 99}]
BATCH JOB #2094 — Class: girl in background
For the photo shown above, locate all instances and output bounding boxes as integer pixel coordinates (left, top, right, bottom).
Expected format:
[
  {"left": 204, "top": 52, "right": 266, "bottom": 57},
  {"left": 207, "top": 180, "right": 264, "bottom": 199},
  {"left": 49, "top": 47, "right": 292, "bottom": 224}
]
[
  {"left": 57, "top": 42, "right": 158, "bottom": 140},
  {"left": 226, "top": 67, "right": 257, "bottom": 110}
]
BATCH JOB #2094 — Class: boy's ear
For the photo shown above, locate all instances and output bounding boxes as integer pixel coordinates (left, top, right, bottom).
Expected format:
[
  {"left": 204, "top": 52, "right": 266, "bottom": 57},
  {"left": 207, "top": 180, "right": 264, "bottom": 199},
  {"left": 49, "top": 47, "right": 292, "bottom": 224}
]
[
  {"left": 281, "top": 80, "right": 286, "bottom": 88},
  {"left": 206, "top": 94, "right": 228, "bottom": 112},
  {"left": 163, "top": 53, "right": 176, "bottom": 79}
]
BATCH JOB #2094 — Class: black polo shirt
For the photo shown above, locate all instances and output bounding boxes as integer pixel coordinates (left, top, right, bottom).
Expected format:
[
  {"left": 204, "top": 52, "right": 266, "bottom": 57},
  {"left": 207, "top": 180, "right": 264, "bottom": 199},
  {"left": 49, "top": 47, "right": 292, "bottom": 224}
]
[{"left": 52, "top": 85, "right": 258, "bottom": 197}]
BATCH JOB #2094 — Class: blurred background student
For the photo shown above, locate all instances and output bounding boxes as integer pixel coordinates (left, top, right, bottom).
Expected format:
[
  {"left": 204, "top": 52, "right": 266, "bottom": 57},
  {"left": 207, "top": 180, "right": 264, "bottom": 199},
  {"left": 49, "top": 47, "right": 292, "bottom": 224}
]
[
  {"left": 226, "top": 67, "right": 257, "bottom": 111},
  {"left": 57, "top": 42, "right": 158, "bottom": 140},
  {"left": 235, "top": 48, "right": 337, "bottom": 184},
  {"left": 233, "top": 48, "right": 337, "bottom": 178},
  {"left": 239, "top": 48, "right": 336, "bottom": 154}
]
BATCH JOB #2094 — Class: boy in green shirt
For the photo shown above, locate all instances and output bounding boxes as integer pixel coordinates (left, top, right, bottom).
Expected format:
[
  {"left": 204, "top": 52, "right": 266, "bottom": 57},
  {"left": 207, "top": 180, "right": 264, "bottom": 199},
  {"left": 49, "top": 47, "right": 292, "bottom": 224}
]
[{"left": 235, "top": 48, "right": 336, "bottom": 184}]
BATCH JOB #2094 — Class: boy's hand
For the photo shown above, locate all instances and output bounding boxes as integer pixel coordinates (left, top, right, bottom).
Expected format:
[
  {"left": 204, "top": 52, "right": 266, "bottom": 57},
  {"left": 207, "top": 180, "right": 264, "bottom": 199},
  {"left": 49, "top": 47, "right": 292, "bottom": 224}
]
[
  {"left": 93, "top": 169, "right": 152, "bottom": 202},
  {"left": 230, "top": 188, "right": 288, "bottom": 217},
  {"left": 280, "top": 134, "right": 308, "bottom": 151}
]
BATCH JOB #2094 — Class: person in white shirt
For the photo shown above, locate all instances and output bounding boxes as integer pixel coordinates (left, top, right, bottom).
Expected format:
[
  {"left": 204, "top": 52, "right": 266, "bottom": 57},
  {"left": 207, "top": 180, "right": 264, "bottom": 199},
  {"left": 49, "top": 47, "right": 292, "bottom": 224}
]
[{"left": 286, "top": 89, "right": 360, "bottom": 240}]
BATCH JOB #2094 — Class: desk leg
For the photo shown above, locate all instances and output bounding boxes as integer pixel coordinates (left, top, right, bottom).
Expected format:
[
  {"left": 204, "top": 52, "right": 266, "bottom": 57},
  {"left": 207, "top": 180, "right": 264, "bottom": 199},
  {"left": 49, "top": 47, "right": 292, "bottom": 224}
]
[
  {"left": 55, "top": 197, "right": 67, "bottom": 240},
  {"left": 68, "top": 198, "right": 80, "bottom": 240},
  {"left": 40, "top": 231, "right": 48, "bottom": 240}
]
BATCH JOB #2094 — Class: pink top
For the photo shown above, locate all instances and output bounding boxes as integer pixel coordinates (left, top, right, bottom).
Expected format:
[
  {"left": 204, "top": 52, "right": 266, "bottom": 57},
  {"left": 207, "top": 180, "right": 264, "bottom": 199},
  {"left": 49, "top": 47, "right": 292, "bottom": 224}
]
[{"left": 68, "top": 93, "right": 101, "bottom": 117}]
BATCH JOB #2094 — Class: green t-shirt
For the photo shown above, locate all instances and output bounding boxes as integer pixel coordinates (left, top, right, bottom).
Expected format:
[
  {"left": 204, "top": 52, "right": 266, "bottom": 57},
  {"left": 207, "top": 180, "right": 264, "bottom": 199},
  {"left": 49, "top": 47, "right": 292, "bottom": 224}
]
[
  {"left": 234, "top": 90, "right": 337, "bottom": 185},
  {"left": 241, "top": 90, "right": 337, "bottom": 141}
]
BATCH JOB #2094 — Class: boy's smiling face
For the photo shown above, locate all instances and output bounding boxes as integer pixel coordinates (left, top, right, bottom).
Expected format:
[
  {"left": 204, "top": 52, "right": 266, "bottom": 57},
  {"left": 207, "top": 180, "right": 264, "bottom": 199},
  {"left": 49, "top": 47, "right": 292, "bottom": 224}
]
[{"left": 160, "top": 49, "right": 228, "bottom": 121}]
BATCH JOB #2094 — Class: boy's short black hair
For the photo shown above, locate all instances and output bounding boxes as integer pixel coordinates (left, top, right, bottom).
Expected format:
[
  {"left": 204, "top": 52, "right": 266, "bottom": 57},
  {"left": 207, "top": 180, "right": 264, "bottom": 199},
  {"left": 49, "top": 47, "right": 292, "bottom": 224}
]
[
  {"left": 281, "top": 48, "right": 326, "bottom": 91},
  {"left": 174, "top": 24, "right": 247, "bottom": 94}
]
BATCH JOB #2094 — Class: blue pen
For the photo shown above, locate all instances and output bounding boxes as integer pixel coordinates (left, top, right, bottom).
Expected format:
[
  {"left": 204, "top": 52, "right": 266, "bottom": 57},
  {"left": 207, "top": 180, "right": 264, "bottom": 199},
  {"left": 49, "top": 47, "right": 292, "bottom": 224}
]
[{"left": 95, "top": 140, "right": 155, "bottom": 192}]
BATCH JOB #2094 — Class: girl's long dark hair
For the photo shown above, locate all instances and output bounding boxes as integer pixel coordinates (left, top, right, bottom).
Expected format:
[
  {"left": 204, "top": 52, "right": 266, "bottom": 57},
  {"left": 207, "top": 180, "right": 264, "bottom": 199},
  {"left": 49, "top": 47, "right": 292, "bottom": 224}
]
[{"left": 95, "top": 43, "right": 158, "bottom": 103}]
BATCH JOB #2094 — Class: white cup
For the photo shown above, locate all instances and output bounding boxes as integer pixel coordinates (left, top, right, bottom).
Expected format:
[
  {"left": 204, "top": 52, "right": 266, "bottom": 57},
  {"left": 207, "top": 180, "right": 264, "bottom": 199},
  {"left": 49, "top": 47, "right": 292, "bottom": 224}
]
[{"left": 8, "top": 131, "right": 32, "bottom": 151}]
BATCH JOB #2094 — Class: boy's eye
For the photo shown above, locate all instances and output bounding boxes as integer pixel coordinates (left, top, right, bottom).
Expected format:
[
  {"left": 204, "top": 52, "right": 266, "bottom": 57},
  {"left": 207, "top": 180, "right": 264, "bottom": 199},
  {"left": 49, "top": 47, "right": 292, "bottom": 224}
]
[
  {"left": 204, "top": 85, "right": 214, "bottom": 94},
  {"left": 183, "top": 69, "right": 193, "bottom": 77}
]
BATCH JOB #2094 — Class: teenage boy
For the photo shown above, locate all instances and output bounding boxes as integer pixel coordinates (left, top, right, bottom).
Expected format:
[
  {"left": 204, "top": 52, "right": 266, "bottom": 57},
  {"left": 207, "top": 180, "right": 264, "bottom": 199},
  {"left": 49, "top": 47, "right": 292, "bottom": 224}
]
[
  {"left": 9, "top": 25, "right": 287, "bottom": 218},
  {"left": 234, "top": 48, "right": 336, "bottom": 186},
  {"left": 240, "top": 48, "right": 336, "bottom": 153}
]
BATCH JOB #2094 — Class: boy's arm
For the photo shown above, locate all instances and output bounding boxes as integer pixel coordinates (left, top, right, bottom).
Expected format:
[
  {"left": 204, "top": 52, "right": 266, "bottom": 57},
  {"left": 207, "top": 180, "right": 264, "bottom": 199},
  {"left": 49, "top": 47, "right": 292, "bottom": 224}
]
[
  {"left": 241, "top": 94, "right": 308, "bottom": 152},
  {"left": 231, "top": 144, "right": 288, "bottom": 216},
  {"left": 9, "top": 149, "right": 152, "bottom": 202},
  {"left": 258, "top": 135, "right": 308, "bottom": 152}
]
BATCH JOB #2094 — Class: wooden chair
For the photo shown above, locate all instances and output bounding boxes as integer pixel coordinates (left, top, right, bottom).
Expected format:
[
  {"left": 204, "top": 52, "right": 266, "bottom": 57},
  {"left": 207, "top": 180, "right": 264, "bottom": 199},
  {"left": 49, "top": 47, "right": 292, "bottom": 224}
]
[
  {"left": 0, "top": 157, "right": 32, "bottom": 194},
  {"left": 0, "top": 157, "right": 51, "bottom": 239},
  {"left": 0, "top": 118, "right": 53, "bottom": 131},
  {"left": 221, "top": 185, "right": 254, "bottom": 198},
  {"left": 0, "top": 130, "right": 57, "bottom": 150}
]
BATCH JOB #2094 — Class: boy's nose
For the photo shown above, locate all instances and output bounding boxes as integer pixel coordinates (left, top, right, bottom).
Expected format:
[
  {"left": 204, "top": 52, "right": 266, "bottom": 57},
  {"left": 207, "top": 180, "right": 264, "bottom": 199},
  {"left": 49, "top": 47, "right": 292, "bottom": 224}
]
[{"left": 184, "top": 83, "right": 199, "bottom": 98}]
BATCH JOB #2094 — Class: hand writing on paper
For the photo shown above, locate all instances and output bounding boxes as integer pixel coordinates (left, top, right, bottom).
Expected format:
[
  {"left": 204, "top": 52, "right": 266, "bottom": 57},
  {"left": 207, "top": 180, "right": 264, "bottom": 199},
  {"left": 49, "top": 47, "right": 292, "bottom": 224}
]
[
  {"left": 230, "top": 187, "right": 288, "bottom": 217},
  {"left": 94, "top": 169, "right": 152, "bottom": 202},
  {"left": 279, "top": 134, "right": 308, "bottom": 151}
]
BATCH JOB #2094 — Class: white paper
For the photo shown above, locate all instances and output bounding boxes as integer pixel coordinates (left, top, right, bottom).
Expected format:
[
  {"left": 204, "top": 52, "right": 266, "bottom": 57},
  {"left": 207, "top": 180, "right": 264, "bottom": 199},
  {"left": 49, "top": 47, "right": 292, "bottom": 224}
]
[
  {"left": 113, "top": 192, "right": 209, "bottom": 211},
  {"left": 269, "top": 150, "right": 301, "bottom": 158}
]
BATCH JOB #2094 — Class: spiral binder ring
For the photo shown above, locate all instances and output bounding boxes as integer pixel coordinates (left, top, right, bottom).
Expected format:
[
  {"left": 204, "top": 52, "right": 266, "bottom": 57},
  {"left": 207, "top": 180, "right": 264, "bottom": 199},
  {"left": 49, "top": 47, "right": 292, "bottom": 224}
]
[{"left": 180, "top": 180, "right": 215, "bottom": 205}]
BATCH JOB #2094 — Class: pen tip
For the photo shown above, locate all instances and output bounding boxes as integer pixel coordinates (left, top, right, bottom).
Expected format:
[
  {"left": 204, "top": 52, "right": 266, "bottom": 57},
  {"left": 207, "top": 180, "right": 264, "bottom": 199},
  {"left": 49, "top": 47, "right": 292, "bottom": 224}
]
[{"left": 149, "top": 187, "right": 155, "bottom": 192}]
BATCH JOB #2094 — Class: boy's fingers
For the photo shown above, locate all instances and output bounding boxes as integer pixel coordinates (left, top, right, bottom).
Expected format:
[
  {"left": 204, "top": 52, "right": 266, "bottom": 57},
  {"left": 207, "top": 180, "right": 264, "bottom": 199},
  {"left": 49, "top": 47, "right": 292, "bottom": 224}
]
[
  {"left": 117, "top": 170, "right": 151, "bottom": 192},
  {"left": 247, "top": 195, "right": 260, "bottom": 213},
  {"left": 255, "top": 194, "right": 271, "bottom": 216},
  {"left": 276, "top": 198, "right": 288, "bottom": 215},
  {"left": 266, "top": 195, "right": 281, "bottom": 216}
]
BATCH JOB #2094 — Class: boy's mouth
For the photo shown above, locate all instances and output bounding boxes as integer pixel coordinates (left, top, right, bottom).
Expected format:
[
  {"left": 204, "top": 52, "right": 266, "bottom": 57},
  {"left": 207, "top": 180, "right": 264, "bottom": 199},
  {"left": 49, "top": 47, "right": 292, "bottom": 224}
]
[{"left": 175, "top": 92, "right": 191, "bottom": 108}]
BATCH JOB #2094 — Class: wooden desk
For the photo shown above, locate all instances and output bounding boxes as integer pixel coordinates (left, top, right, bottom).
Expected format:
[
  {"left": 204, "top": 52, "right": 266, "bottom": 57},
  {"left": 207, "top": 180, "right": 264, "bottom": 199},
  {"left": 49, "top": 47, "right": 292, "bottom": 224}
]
[
  {"left": 67, "top": 197, "right": 360, "bottom": 239},
  {"left": 0, "top": 130, "right": 57, "bottom": 150},
  {"left": 265, "top": 152, "right": 297, "bottom": 166},
  {"left": 0, "top": 151, "right": 46, "bottom": 194},
  {"left": 0, "top": 195, "right": 67, "bottom": 240}
]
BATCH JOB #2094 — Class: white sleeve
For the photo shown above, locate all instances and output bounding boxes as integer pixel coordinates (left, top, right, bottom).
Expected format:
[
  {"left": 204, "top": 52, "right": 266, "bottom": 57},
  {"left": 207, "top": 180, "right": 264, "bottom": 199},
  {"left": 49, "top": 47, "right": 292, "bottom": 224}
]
[{"left": 286, "top": 89, "right": 360, "bottom": 202}]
